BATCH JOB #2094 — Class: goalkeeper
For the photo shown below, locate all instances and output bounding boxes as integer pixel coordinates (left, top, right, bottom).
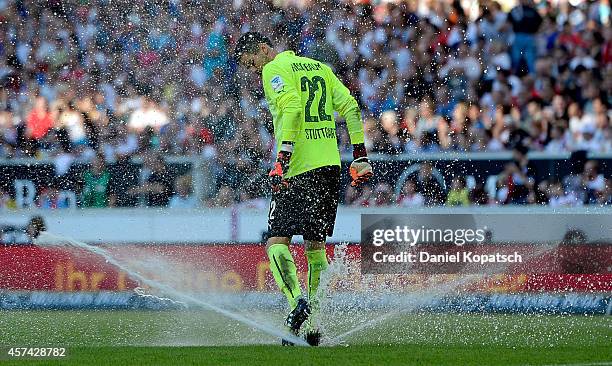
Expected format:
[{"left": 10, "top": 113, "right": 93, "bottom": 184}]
[{"left": 234, "top": 32, "right": 373, "bottom": 346}]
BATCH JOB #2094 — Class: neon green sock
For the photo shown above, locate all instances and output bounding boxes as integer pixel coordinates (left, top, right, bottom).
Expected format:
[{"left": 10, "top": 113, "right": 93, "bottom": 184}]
[
  {"left": 267, "top": 244, "right": 301, "bottom": 310},
  {"left": 306, "top": 249, "right": 328, "bottom": 304},
  {"left": 305, "top": 248, "right": 328, "bottom": 330}
]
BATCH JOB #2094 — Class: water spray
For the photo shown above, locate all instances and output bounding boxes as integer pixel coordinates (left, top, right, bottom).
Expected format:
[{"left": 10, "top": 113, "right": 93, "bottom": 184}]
[
  {"left": 322, "top": 241, "right": 563, "bottom": 345},
  {"left": 34, "top": 231, "right": 309, "bottom": 346}
]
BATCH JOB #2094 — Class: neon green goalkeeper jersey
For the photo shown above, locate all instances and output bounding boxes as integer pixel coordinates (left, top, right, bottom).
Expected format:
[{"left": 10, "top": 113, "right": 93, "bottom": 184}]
[{"left": 262, "top": 50, "right": 365, "bottom": 178}]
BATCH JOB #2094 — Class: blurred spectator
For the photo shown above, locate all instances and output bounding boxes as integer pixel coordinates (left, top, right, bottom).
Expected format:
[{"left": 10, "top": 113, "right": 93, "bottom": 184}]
[
  {"left": 372, "top": 111, "right": 403, "bottom": 155},
  {"left": 372, "top": 183, "right": 393, "bottom": 206},
  {"left": 582, "top": 160, "right": 606, "bottom": 204},
  {"left": 574, "top": 125, "right": 603, "bottom": 152},
  {"left": 548, "top": 181, "right": 582, "bottom": 207},
  {"left": 37, "top": 188, "right": 72, "bottom": 209},
  {"left": 446, "top": 177, "right": 470, "bottom": 206},
  {"left": 508, "top": 0, "right": 542, "bottom": 74},
  {"left": 503, "top": 144, "right": 536, "bottom": 204},
  {"left": 397, "top": 179, "right": 424, "bottom": 207},
  {"left": 0, "top": 187, "right": 14, "bottom": 209},
  {"left": 102, "top": 123, "right": 138, "bottom": 163},
  {"left": 415, "top": 163, "right": 446, "bottom": 206},
  {"left": 544, "top": 125, "right": 569, "bottom": 153},
  {"left": 204, "top": 20, "right": 229, "bottom": 81},
  {"left": 128, "top": 154, "right": 174, "bottom": 207},
  {"left": 127, "top": 97, "right": 169, "bottom": 133},
  {"left": 495, "top": 174, "right": 510, "bottom": 204},
  {"left": 408, "top": 98, "right": 450, "bottom": 151},
  {"left": 345, "top": 184, "right": 373, "bottom": 207},
  {"left": 498, "top": 162, "right": 527, "bottom": 204},
  {"left": 26, "top": 96, "right": 55, "bottom": 142},
  {"left": 563, "top": 151, "right": 589, "bottom": 202},
  {"left": 594, "top": 178, "right": 612, "bottom": 206},
  {"left": 106, "top": 158, "right": 139, "bottom": 207},
  {"left": 169, "top": 175, "right": 198, "bottom": 208},
  {"left": 469, "top": 183, "right": 490, "bottom": 206},
  {"left": 209, "top": 185, "right": 235, "bottom": 208},
  {"left": 52, "top": 130, "right": 76, "bottom": 187},
  {"left": 56, "top": 100, "right": 86, "bottom": 146},
  {"left": 81, "top": 155, "right": 112, "bottom": 208},
  {"left": 531, "top": 180, "right": 549, "bottom": 205}
]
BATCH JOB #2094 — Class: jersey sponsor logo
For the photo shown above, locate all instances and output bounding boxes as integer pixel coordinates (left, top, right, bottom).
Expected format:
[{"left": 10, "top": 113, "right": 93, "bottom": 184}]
[
  {"left": 305, "top": 127, "right": 336, "bottom": 140},
  {"left": 270, "top": 75, "right": 285, "bottom": 93}
]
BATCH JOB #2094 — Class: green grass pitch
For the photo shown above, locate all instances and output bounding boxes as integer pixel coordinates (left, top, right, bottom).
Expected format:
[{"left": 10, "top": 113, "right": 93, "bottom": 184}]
[{"left": 0, "top": 310, "right": 610, "bottom": 365}]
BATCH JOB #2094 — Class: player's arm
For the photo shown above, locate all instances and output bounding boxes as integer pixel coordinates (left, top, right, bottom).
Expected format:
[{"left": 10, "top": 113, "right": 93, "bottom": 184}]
[
  {"left": 262, "top": 62, "right": 302, "bottom": 144},
  {"left": 262, "top": 62, "right": 302, "bottom": 190},
  {"left": 327, "top": 68, "right": 373, "bottom": 186}
]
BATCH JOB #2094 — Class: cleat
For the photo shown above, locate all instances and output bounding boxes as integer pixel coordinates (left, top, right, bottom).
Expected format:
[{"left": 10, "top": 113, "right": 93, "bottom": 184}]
[
  {"left": 285, "top": 298, "right": 311, "bottom": 333},
  {"left": 281, "top": 327, "right": 299, "bottom": 346},
  {"left": 305, "top": 329, "right": 321, "bottom": 346},
  {"left": 281, "top": 338, "right": 295, "bottom": 346}
]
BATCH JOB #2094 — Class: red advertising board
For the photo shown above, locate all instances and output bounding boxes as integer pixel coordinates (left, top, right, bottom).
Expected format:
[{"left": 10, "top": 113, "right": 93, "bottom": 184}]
[{"left": 0, "top": 244, "right": 610, "bottom": 293}]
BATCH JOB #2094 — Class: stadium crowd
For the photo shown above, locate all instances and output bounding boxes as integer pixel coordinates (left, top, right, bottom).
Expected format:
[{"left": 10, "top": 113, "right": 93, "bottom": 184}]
[{"left": 0, "top": 0, "right": 610, "bottom": 208}]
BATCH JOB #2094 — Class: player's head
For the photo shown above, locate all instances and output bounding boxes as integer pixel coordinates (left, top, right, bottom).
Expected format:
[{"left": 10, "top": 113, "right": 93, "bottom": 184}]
[{"left": 234, "top": 32, "right": 274, "bottom": 73}]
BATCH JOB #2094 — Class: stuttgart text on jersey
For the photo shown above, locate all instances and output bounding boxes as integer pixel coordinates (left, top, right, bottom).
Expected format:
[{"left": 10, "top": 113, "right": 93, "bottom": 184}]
[{"left": 305, "top": 127, "right": 336, "bottom": 140}]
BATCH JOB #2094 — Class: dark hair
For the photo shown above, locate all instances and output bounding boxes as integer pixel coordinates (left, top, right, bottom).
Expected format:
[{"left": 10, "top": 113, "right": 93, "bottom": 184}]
[{"left": 233, "top": 32, "right": 272, "bottom": 62}]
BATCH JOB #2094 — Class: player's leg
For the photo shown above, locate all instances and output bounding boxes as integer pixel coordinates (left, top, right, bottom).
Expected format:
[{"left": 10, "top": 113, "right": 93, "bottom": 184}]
[
  {"left": 266, "top": 182, "right": 310, "bottom": 343},
  {"left": 265, "top": 237, "right": 301, "bottom": 310},
  {"left": 301, "top": 165, "right": 340, "bottom": 345},
  {"left": 304, "top": 239, "right": 328, "bottom": 311},
  {"left": 302, "top": 165, "right": 339, "bottom": 306},
  {"left": 303, "top": 238, "right": 328, "bottom": 346}
]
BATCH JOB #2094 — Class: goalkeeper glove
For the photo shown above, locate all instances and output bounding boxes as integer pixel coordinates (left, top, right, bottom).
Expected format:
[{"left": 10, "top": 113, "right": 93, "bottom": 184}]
[
  {"left": 269, "top": 142, "right": 292, "bottom": 192},
  {"left": 350, "top": 143, "right": 373, "bottom": 187}
]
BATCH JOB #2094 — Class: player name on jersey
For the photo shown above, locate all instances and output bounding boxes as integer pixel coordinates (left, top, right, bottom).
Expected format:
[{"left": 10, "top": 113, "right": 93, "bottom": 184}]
[
  {"left": 291, "top": 62, "right": 322, "bottom": 72},
  {"left": 305, "top": 127, "right": 336, "bottom": 140}
]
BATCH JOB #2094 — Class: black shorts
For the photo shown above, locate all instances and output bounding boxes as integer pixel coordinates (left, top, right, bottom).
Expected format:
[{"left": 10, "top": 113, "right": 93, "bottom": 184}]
[{"left": 267, "top": 165, "right": 340, "bottom": 242}]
